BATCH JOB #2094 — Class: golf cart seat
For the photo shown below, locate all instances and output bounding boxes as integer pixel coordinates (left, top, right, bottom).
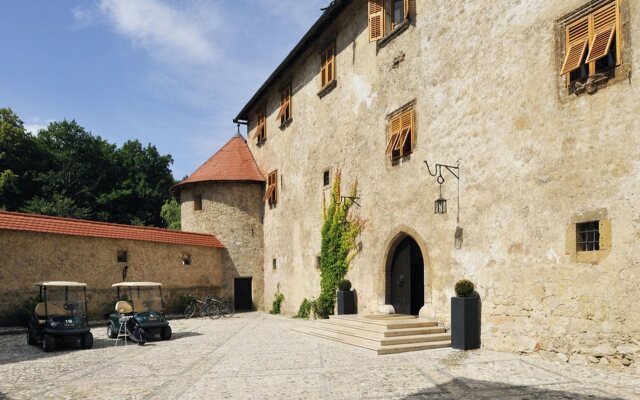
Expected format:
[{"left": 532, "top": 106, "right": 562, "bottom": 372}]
[
  {"left": 34, "top": 302, "right": 68, "bottom": 323},
  {"left": 115, "top": 301, "right": 134, "bottom": 315}
]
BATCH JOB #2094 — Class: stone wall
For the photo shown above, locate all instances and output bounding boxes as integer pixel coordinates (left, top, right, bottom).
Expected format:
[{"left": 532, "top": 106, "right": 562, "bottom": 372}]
[
  {"left": 240, "top": 0, "right": 640, "bottom": 370},
  {"left": 0, "top": 230, "right": 222, "bottom": 323},
  {"left": 180, "top": 181, "right": 265, "bottom": 310}
]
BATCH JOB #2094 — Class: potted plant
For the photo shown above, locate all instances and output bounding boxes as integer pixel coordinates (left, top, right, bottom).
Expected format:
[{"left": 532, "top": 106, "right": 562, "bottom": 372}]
[
  {"left": 451, "top": 279, "right": 480, "bottom": 350},
  {"left": 336, "top": 279, "right": 356, "bottom": 315}
]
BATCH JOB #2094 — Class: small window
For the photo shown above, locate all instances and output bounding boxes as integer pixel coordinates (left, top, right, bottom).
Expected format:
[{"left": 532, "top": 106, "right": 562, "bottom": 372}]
[
  {"left": 276, "top": 86, "right": 292, "bottom": 126},
  {"left": 577, "top": 221, "right": 600, "bottom": 252},
  {"left": 194, "top": 194, "right": 203, "bottom": 211},
  {"left": 323, "top": 170, "right": 330, "bottom": 187},
  {"left": 320, "top": 43, "right": 336, "bottom": 89},
  {"left": 272, "top": 258, "right": 277, "bottom": 270},
  {"left": 256, "top": 109, "right": 266, "bottom": 145},
  {"left": 560, "top": 1, "right": 621, "bottom": 87},
  {"left": 182, "top": 254, "right": 192, "bottom": 266},
  {"left": 385, "top": 107, "right": 415, "bottom": 161},
  {"left": 368, "top": 0, "right": 410, "bottom": 42},
  {"left": 264, "top": 170, "right": 278, "bottom": 206},
  {"left": 316, "top": 256, "right": 321, "bottom": 269},
  {"left": 117, "top": 250, "right": 128, "bottom": 263}
]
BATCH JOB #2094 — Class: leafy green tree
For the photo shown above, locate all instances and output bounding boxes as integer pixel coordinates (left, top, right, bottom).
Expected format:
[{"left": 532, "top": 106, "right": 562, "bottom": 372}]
[{"left": 161, "top": 198, "right": 181, "bottom": 230}]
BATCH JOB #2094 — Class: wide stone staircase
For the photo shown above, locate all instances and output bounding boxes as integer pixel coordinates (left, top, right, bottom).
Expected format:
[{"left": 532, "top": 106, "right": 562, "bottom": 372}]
[{"left": 294, "top": 314, "right": 450, "bottom": 355}]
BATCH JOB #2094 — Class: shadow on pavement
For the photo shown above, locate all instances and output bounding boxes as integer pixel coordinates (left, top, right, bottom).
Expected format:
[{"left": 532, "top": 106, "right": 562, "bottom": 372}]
[
  {"left": 402, "top": 377, "right": 626, "bottom": 399},
  {"left": 170, "top": 331, "right": 203, "bottom": 340}
]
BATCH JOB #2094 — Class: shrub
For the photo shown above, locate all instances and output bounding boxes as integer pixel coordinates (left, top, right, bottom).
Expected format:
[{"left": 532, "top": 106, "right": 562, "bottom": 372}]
[
  {"left": 455, "top": 279, "right": 475, "bottom": 297},
  {"left": 294, "top": 298, "right": 311, "bottom": 319},
  {"left": 338, "top": 279, "right": 352, "bottom": 291},
  {"left": 270, "top": 283, "right": 285, "bottom": 314}
]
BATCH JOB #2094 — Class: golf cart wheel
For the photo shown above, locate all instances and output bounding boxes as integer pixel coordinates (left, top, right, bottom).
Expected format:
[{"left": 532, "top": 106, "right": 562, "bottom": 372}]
[
  {"left": 183, "top": 304, "right": 196, "bottom": 319},
  {"left": 43, "top": 334, "right": 55, "bottom": 352},
  {"left": 80, "top": 332, "right": 94, "bottom": 349},
  {"left": 26, "top": 328, "right": 37, "bottom": 346},
  {"left": 160, "top": 325, "right": 172, "bottom": 340},
  {"left": 106, "top": 323, "right": 118, "bottom": 339}
]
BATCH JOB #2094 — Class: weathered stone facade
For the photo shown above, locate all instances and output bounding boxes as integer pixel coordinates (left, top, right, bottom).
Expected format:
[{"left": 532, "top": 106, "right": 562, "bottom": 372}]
[
  {"left": 0, "top": 230, "right": 222, "bottom": 321},
  {"left": 197, "top": 0, "right": 640, "bottom": 369},
  {"left": 180, "top": 182, "right": 265, "bottom": 310}
]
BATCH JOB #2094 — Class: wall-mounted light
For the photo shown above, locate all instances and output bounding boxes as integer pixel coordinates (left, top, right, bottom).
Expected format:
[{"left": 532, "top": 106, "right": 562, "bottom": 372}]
[
  {"left": 434, "top": 185, "right": 447, "bottom": 214},
  {"left": 425, "top": 160, "right": 464, "bottom": 249}
]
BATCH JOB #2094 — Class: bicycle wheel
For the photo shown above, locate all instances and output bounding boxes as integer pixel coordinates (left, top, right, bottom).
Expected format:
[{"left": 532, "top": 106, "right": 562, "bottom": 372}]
[
  {"left": 183, "top": 303, "right": 196, "bottom": 319},
  {"left": 220, "top": 301, "right": 235, "bottom": 318},
  {"left": 207, "top": 304, "right": 222, "bottom": 319}
]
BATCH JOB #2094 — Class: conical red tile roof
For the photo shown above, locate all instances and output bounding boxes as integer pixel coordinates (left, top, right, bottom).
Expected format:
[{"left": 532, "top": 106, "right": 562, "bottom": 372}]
[{"left": 173, "top": 134, "right": 264, "bottom": 191}]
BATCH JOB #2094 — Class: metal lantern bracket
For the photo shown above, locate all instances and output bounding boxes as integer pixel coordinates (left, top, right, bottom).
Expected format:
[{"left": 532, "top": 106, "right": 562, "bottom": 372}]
[{"left": 424, "top": 160, "right": 460, "bottom": 223}]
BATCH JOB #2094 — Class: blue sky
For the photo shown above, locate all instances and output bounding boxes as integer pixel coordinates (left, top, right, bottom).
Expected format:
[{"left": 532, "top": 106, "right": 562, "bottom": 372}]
[{"left": 0, "top": 0, "right": 328, "bottom": 179}]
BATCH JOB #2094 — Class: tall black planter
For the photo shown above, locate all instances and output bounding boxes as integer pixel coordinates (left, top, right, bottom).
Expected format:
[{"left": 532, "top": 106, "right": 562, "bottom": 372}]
[
  {"left": 451, "top": 296, "right": 480, "bottom": 350},
  {"left": 337, "top": 290, "right": 356, "bottom": 315}
]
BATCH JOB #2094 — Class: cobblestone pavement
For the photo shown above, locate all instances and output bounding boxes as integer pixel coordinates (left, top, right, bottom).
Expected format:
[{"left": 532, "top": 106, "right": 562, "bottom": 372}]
[{"left": 0, "top": 312, "right": 638, "bottom": 399}]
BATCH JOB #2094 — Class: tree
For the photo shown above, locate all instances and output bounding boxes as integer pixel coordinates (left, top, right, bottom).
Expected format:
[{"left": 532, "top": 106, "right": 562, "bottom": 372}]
[{"left": 161, "top": 198, "right": 181, "bottom": 230}]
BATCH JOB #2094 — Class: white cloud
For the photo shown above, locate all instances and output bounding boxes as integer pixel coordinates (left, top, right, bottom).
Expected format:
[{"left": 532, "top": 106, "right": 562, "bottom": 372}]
[
  {"left": 97, "top": 0, "right": 220, "bottom": 66},
  {"left": 23, "top": 123, "right": 48, "bottom": 134}
]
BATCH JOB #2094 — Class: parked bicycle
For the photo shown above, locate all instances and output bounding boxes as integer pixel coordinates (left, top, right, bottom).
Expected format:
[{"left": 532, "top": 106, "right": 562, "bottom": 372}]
[
  {"left": 183, "top": 295, "right": 220, "bottom": 319},
  {"left": 205, "top": 296, "right": 235, "bottom": 318}
]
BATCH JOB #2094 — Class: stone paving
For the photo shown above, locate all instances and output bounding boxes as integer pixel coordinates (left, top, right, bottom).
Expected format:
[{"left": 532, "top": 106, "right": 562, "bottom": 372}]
[{"left": 0, "top": 312, "right": 638, "bottom": 399}]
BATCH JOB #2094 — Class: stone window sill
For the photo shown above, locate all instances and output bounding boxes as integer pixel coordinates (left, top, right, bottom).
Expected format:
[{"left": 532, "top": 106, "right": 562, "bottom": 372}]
[
  {"left": 317, "top": 80, "right": 337, "bottom": 98},
  {"left": 378, "top": 19, "right": 410, "bottom": 49}
]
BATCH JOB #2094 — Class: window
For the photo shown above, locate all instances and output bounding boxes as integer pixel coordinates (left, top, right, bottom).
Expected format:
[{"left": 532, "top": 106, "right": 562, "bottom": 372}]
[
  {"left": 272, "top": 258, "right": 277, "bottom": 270},
  {"left": 256, "top": 109, "right": 266, "bottom": 144},
  {"left": 117, "top": 250, "right": 128, "bottom": 263},
  {"left": 323, "top": 170, "right": 331, "bottom": 187},
  {"left": 320, "top": 42, "right": 336, "bottom": 89},
  {"left": 576, "top": 221, "right": 600, "bottom": 252},
  {"left": 560, "top": 1, "right": 621, "bottom": 86},
  {"left": 276, "top": 86, "right": 292, "bottom": 126},
  {"left": 265, "top": 170, "right": 278, "bottom": 206},
  {"left": 194, "top": 194, "right": 202, "bottom": 211},
  {"left": 368, "top": 0, "right": 410, "bottom": 42},
  {"left": 385, "top": 107, "right": 415, "bottom": 161},
  {"left": 182, "top": 254, "right": 192, "bottom": 266}
]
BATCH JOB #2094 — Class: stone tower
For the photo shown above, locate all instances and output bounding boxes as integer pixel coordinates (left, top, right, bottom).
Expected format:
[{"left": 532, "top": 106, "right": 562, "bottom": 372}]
[{"left": 172, "top": 133, "right": 265, "bottom": 310}]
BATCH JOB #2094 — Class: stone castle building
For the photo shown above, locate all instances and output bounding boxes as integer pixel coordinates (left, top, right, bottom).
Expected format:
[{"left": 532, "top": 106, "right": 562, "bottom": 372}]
[{"left": 174, "top": 0, "right": 639, "bottom": 365}]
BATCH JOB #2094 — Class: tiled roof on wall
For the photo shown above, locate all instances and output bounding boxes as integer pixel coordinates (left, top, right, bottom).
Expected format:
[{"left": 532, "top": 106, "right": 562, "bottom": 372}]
[
  {"left": 0, "top": 211, "right": 224, "bottom": 248},
  {"left": 172, "top": 134, "right": 264, "bottom": 192}
]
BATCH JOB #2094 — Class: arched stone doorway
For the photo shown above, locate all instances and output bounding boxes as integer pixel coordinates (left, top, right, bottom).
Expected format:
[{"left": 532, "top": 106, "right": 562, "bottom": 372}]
[{"left": 386, "top": 235, "right": 424, "bottom": 315}]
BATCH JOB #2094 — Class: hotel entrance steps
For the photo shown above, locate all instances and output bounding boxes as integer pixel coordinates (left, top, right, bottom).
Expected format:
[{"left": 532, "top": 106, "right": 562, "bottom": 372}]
[{"left": 293, "top": 314, "right": 451, "bottom": 355}]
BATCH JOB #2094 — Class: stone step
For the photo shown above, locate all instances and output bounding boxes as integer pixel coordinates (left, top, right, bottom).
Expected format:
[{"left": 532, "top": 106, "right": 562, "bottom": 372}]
[
  {"left": 329, "top": 315, "right": 438, "bottom": 330},
  {"left": 383, "top": 326, "right": 447, "bottom": 337},
  {"left": 377, "top": 340, "right": 452, "bottom": 355},
  {"left": 310, "top": 321, "right": 448, "bottom": 343},
  {"left": 317, "top": 318, "right": 446, "bottom": 336},
  {"left": 293, "top": 326, "right": 380, "bottom": 351}
]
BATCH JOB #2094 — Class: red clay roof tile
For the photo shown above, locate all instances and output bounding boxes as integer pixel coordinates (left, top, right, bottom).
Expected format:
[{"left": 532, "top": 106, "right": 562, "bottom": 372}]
[
  {"left": 0, "top": 211, "right": 224, "bottom": 248},
  {"left": 173, "top": 134, "right": 264, "bottom": 191}
]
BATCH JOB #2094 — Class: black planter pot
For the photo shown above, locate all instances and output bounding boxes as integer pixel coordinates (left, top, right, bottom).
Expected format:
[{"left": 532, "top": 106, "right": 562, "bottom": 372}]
[
  {"left": 337, "top": 290, "right": 356, "bottom": 315},
  {"left": 451, "top": 296, "right": 480, "bottom": 350}
]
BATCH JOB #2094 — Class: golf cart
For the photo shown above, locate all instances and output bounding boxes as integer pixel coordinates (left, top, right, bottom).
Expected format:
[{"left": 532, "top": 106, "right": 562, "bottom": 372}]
[
  {"left": 27, "top": 281, "right": 93, "bottom": 352},
  {"left": 106, "top": 282, "right": 172, "bottom": 341}
]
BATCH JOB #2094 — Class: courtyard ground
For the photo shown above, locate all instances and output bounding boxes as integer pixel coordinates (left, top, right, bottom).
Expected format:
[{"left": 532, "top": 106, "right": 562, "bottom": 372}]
[{"left": 0, "top": 312, "right": 638, "bottom": 399}]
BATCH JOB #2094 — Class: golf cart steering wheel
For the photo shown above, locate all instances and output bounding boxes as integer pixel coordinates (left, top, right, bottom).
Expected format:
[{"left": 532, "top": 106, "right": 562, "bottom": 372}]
[{"left": 63, "top": 302, "right": 78, "bottom": 311}]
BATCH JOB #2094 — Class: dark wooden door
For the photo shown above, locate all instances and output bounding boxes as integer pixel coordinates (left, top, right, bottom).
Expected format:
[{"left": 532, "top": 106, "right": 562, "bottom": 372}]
[
  {"left": 390, "top": 237, "right": 424, "bottom": 315},
  {"left": 234, "top": 278, "right": 253, "bottom": 310}
]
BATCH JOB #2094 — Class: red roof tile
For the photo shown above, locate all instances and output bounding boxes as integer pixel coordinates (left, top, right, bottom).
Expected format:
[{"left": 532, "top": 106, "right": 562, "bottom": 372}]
[
  {"left": 173, "top": 134, "right": 264, "bottom": 191},
  {"left": 0, "top": 211, "right": 224, "bottom": 248}
]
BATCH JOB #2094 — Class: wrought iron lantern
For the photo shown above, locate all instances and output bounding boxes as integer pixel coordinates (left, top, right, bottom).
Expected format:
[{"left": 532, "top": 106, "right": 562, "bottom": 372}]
[{"left": 434, "top": 186, "right": 447, "bottom": 214}]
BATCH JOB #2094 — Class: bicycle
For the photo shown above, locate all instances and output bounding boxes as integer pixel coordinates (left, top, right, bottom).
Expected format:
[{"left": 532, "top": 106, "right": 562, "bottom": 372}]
[
  {"left": 183, "top": 295, "right": 220, "bottom": 319},
  {"left": 205, "top": 297, "right": 235, "bottom": 318}
]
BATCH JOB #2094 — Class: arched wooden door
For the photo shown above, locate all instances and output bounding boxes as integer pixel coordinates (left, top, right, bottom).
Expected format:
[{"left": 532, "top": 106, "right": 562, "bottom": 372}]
[{"left": 389, "top": 236, "right": 424, "bottom": 315}]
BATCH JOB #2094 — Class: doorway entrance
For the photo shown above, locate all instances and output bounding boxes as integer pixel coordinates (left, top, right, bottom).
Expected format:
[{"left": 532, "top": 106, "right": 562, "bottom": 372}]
[
  {"left": 234, "top": 277, "right": 253, "bottom": 311},
  {"left": 387, "top": 236, "right": 424, "bottom": 315}
]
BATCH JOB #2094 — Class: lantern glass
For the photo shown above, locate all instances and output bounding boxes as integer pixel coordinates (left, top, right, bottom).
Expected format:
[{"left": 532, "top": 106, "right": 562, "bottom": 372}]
[{"left": 435, "top": 197, "right": 447, "bottom": 214}]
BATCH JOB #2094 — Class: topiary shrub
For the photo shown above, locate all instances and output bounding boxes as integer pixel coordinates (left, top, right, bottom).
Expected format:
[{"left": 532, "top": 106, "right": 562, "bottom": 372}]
[
  {"left": 270, "top": 283, "right": 285, "bottom": 314},
  {"left": 294, "top": 298, "right": 311, "bottom": 319},
  {"left": 455, "top": 279, "right": 475, "bottom": 297},
  {"left": 338, "top": 279, "right": 352, "bottom": 291}
]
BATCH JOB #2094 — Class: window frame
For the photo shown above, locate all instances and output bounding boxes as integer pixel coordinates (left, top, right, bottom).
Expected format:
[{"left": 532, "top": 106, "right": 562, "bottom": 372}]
[
  {"left": 320, "top": 42, "right": 336, "bottom": 90},
  {"left": 368, "top": 0, "right": 411, "bottom": 43},
  {"left": 255, "top": 108, "right": 266, "bottom": 145},
  {"left": 265, "top": 170, "right": 278, "bottom": 206},
  {"left": 276, "top": 86, "right": 292, "bottom": 127},
  {"left": 193, "top": 194, "right": 203, "bottom": 211},
  {"left": 385, "top": 106, "right": 415, "bottom": 162}
]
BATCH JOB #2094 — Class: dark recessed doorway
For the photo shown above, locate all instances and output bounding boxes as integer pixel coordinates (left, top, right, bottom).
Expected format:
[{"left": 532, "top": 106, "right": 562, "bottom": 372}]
[
  {"left": 234, "top": 277, "right": 253, "bottom": 311},
  {"left": 388, "top": 236, "right": 424, "bottom": 315}
]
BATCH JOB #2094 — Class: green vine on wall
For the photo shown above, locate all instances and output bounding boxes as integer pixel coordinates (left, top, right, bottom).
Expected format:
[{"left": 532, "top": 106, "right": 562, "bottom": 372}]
[{"left": 316, "top": 170, "right": 363, "bottom": 318}]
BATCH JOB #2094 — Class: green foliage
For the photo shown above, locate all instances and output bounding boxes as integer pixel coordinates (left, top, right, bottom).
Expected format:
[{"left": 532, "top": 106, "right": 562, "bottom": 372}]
[
  {"left": 161, "top": 198, "right": 181, "bottom": 230},
  {"left": 317, "top": 170, "right": 363, "bottom": 318},
  {"left": 0, "top": 296, "right": 38, "bottom": 327},
  {"left": 0, "top": 108, "right": 177, "bottom": 226},
  {"left": 338, "top": 279, "right": 352, "bottom": 292},
  {"left": 294, "top": 298, "right": 312, "bottom": 319},
  {"left": 270, "top": 283, "right": 285, "bottom": 315},
  {"left": 455, "top": 279, "right": 475, "bottom": 297}
]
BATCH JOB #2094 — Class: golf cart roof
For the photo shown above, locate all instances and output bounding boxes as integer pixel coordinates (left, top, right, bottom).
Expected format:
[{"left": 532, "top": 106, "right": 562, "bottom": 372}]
[
  {"left": 33, "top": 281, "right": 87, "bottom": 287},
  {"left": 112, "top": 282, "right": 162, "bottom": 287}
]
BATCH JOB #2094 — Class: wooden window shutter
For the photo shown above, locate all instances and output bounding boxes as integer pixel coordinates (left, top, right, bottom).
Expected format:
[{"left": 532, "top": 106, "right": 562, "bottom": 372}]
[
  {"left": 585, "top": 2, "right": 617, "bottom": 64},
  {"left": 385, "top": 115, "right": 402, "bottom": 154},
  {"left": 368, "top": 0, "right": 384, "bottom": 42},
  {"left": 398, "top": 109, "right": 413, "bottom": 150},
  {"left": 561, "top": 17, "right": 589, "bottom": 75},
  {"left": 404, "top": 0, "right": 410, "bottom": 19},
  {"left": 276, "top": 88, "right": 290, "bottom": 122}
]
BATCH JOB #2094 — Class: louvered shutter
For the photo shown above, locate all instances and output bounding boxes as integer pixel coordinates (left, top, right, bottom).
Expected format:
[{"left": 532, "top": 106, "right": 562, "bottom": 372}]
[
  {"left": 404, "top": 0, "right": 410, "bottom": 20},
  {"left": 585, "top": 2, "right": 617, "bottom": 63},
  {"left": 385, "top": 115, "right": 402, "bottom": 154},
  {"left": 369, "top": 0, "right": 384, "bottom": 42},
  {"left": 398, "top": 110, "right": 414, "bottom": 151},
  {"left": 561, "top": 17, "right": 589, "bottom": 75}
]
